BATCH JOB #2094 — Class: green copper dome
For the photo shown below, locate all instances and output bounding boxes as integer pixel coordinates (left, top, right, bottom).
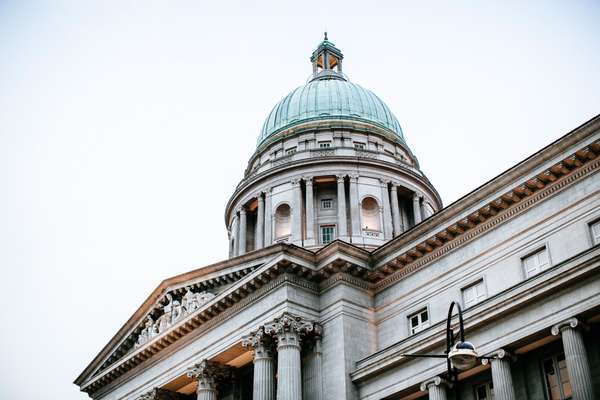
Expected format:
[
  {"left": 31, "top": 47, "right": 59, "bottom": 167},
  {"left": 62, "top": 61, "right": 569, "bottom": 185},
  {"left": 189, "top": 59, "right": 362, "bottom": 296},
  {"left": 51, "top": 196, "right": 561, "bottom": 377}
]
[
  {"left": 257, "top": 79, "right": 405, "bottom": 147},
  {"left": 257, "top": 35, "right": 405, "bottom": 148}
]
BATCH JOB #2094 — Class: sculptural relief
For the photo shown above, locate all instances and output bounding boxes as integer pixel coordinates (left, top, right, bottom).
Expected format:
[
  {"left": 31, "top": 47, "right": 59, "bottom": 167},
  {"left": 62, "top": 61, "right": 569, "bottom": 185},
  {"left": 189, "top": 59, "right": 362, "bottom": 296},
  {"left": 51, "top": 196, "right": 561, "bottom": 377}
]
[{"left": 134, "top": 288, "right": 215, "bottom": 348}]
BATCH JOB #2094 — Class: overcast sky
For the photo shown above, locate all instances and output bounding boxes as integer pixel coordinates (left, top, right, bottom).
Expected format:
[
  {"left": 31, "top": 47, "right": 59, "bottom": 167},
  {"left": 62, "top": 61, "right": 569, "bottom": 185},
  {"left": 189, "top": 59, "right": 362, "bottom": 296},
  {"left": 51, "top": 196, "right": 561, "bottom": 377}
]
[{"left": 1, "top": 1, "right": 599, "bottom": 399}]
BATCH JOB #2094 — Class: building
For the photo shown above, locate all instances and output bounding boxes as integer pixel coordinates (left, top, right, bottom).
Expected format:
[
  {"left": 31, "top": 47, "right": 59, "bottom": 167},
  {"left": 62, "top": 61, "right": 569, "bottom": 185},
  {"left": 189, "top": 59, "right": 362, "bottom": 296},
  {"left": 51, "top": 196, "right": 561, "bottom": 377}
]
[{"left": 74, "top": 35, "right": 600, "bottom": 400}]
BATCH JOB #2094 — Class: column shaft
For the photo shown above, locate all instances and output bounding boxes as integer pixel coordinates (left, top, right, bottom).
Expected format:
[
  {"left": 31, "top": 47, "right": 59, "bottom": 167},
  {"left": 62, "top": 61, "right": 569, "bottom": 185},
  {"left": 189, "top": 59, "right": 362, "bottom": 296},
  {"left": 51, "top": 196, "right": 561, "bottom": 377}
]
[
  {"left": 302, "top": 339, "right": 323, "bottom": 400},
  {"left": 253, "top": 347, "right": 275, "bottom": 400},
  {"left": 256, "top": 194, "right": 264, "bottom": 250},
  {"left": 380, "top": 180, "right": 393, "bottom": 240},
  {"left": 336, "top": 176, "right": 347, "bottom": 239},
  {"left": 349, "top": 175, "right": 361, "bottom": 237},
  {"left": 231, "top": 214, "right": 239, "bottom": 257},
  {"left": 490, "top": 357, "right": 516, "bottom": 400},
  {"left": 276, "top": 332, "right": 302, "bottom": 400},
  {"left": 305, "top": 178, "right": 315, "bottom": 244},
  {"left": 561, "top": 327, "right": 594, "bottom": 400},
  {"left": 428, "top": 384, "right": 447, "bottom": 400},
  {"left": 238, "top": 208, "right": 247, "bottom": 255},
  {"left": 291, "top": 180, "right": 302, "bottom": 244},
  {"left": 196, "top": 382, "right": 217, "bottom": 400},
  {"left": 390, "top": 184, "right": 402, "bottom": 236},
  {"left": 264, "top": 189, "right": 272, "bottom": 246},
  {"left": 412, "top": 193, "right": 422, "bottom": 225}
]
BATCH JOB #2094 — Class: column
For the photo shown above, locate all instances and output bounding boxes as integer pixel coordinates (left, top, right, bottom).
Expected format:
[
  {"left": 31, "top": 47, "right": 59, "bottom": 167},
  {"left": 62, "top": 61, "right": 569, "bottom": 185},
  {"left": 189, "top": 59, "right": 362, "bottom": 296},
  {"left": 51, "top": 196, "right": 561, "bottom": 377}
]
[
  {"left": 264, "top": 189, "right": 273, "bottom": 246},
  {"left": 482, "top": 349, "right": 516, "bottom": 400},
  {"left": 349, "top": 174, "right": 361, "bottom": 238},
  {"left": 291, "top": 179, "right": 302, "bottom": 244},
  {"left": 231, "top": 213, "right": 239, "bottom": 257},
  {"left": 390, "top": 184, "right": 402, "bottom": 237},
  {"left": 242, "top": 327, "right": 275, "bottom": 400},
  {"left": 380, "top": 179, "right": 393, "bottom": 240},
  {"left": 305, "top": 177, "right": 315, "bottom": 245},
  {"left": 238, "top": 207, "right": 247, "bottom": 256},
  {"left": 302, "top": 333, "right": 324, "bottom": 400},
  {"left": 336, "top": 175, "right": 348, "bottom": 240},
  {"left": 551, "top": 318, "right": 595, "bottom": 400},
  {"left": 412, "top": 192, "right": 422, "bottom": 225},
  {"left": 420, "top": 376, "right": 449, "bottom": 400},
  {"left": 187, "top": 360, "right": 231, "bottom": 400},
  {"left": 264, "top": 313, "right": 317, "bottom": 400},
  {"left": 256, "top": 193, "right": 265, "bottom": 250}
]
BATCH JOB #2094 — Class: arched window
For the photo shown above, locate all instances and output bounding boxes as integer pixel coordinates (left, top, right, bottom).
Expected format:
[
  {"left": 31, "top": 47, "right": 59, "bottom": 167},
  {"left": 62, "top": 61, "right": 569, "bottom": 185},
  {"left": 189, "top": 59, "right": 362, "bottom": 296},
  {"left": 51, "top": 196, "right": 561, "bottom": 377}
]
[
  {"left": 361, "top": 197, "right": 381, "bottom": 231},
  {"left": 274, "top": 204, "right": 291, "bottom": 239}
]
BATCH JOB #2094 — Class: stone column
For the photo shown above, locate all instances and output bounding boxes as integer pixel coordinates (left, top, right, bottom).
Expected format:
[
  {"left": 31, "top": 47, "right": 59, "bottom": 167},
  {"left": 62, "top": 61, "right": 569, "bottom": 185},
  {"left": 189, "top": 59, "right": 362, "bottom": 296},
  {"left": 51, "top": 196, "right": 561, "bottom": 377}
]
[
  {"left": 336, "top": 175, "right": 348, "bottom": 240},
  {"left": 420, "top": 376, "right": 450, "bottom": 400},
  {"left": 238, "top": 207, "right": 247, "bottom": 256},
  {"left": 412, "top": 192, "right": 422, "bottom": 225},
  {"left": 264, "top": 313, "right": 317, "bottom": 400},
  {"left": 349, "top": 174, "right": 361, "bottom": 238},
  {"left": 264, "top": 189, "right": 272, "bottom": 246},
  {"left": 551, "top": 318, "right": 594, "bottom": 400},
  {"left": 256, "top": 193, "right": 265, "bottom": 250},
  {"left": 242, "top": 327, "right": 275, "bottom": 400},
  {"left": 302, "top": 331, "right": 324, "bottom": 400},
  {"left": 187, "top": 360, "right": 231, "bottom": 400},
  {"left": 291, "top": 179, "right": 302, "bottom": 244},
  {"left": 305, "top": 177, "right": 315, "bottom": 245},
  {"left": 390, "top": 183, "right": 402, "bottom": 236},
  {"left": 380, "top": 179, "right": 393, "bottom": 240},
  {"left": 231, "top": 213, "right": 239, "bottom": 257},
  {"left": 482, "top": 349, "right": 516, "bottom": 400}
]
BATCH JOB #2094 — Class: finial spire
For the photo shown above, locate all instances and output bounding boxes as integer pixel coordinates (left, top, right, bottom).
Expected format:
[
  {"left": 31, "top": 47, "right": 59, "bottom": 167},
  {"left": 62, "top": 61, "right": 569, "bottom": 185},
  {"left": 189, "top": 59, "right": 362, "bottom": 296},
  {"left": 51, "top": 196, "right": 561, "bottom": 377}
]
[{"left": 324, "top": 31, "right": 328, "bottom": 41}]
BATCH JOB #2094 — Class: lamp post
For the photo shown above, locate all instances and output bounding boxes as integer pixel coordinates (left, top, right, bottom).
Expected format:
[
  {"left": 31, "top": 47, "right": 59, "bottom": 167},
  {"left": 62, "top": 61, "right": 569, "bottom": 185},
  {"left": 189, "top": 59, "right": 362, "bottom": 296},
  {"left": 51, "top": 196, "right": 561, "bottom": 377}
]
[{"left": 402, "top": 301, "right": 481, "bottom": 393}]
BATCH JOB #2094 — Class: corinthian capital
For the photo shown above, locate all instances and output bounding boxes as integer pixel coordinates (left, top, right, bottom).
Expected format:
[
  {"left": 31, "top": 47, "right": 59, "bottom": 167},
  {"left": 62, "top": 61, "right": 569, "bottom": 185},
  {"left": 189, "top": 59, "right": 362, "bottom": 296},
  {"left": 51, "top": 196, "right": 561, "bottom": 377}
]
[
  {"left": 263, "top": 312, "right": 316, "bottom": 337},
  {"left": 187, "top": 360, "right": 232, "bottom": 389},
  {"left": 137, "top": 389, "right": 158, "bottom": 400}
]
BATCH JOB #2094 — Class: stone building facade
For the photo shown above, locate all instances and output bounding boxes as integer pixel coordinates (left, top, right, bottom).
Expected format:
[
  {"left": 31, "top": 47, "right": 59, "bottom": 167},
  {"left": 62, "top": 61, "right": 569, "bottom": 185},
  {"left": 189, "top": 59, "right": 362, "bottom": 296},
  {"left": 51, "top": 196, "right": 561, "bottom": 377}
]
[{"left": 75, "top": 36, "right": 600, "bottom": 400}]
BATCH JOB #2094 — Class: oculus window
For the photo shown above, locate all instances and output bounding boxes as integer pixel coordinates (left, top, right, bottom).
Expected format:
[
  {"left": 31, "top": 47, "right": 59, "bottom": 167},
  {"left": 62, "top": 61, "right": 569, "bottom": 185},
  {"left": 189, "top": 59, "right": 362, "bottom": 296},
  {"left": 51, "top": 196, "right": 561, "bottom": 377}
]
[{"left": 408, "top": 308, "right": 429, "bottom": 335}]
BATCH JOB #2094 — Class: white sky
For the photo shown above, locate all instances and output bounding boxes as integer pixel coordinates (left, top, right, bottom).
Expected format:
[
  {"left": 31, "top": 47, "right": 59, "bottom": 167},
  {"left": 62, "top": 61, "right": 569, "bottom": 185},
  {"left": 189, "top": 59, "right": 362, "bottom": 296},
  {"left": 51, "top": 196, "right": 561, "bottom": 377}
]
[{"left": 1, "top": 1, "right": 599, "bottom": 399}]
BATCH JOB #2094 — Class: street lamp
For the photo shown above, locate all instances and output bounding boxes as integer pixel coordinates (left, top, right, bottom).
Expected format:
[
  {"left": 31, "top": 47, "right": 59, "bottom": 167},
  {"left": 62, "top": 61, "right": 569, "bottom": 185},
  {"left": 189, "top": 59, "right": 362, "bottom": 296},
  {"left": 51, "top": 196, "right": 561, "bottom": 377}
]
[{"left": 402, "top": 301, "right": 480, "bottom": 384}]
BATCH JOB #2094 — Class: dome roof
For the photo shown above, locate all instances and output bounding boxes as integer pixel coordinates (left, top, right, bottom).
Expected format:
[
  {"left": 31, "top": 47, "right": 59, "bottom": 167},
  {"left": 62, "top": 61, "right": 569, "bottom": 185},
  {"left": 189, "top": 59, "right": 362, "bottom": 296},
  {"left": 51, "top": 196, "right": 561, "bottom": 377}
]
[{"left": 257, "top": 79, "right": 405, "bottom": 147}]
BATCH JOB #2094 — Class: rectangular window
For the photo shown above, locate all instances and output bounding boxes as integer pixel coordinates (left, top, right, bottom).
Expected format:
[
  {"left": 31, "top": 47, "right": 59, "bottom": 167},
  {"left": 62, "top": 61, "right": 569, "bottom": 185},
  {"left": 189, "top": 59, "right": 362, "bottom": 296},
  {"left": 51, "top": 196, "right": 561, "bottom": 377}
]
[
  {"left": 475, "top": 382, "right": 494, "bottom": 400},
  {"left": 321, "top": 198, "right": 333, "bottom": 209},
  {"left": 408, "top": 308, "right": 429, "bottom": 335},
  {"left": 523, "top": 247, "right": 550, "bottom": 278},
  {"left": 462, "top": 280, "right": 486, "bottom": 308},
  {"left": 320, "top": 225, "right": 336, "bottom": 244},
  {"left": 285, "top": 147, "right": 297, "bottom": 156},
  {"left": 590, "top": 220, "right": 600, "bottom": 245},
  {"left": 354, "top": 142, "right": 366, "bottom": 149},
  {"left": 543, "top": 353, "right": 572, "bottom": 400},
  {"left": 318, "top": 141, "right": 331, "bottom": 148}
]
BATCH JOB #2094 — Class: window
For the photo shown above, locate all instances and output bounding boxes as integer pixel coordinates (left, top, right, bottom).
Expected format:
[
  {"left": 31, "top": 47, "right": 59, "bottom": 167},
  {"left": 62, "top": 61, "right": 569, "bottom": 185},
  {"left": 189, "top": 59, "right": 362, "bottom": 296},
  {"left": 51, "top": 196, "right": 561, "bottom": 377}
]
[
  {"left": 523, "top": 248, "right": 550, "bottom": 278},
  {"left": 321, "top": 199, "right": 333, "bottom": 209},
  {"left": 408, "top": 308, "right": 429, "bottom": 335},
  {"left": 475, "top": 382, "right": 494, "bottom": 400},
  {"left": 285, "top": 147, "right": 297, "bottom": 156},
  {"left": 318, "top": 141, "right": 331, "bottom": 148},
  {"left": 354, "top": 142, "right": 366, "bottom": 149},
  {"left": 320, "top": 225, "right": 335, "bottom": 244},
  {"left": 462, "top": 280, "right": 486, "bottom": 308},
  {"left": 590, "top": 220, "right": 600, "bottom": 245},
  {"left": 543, "top": 353, "right": 572, "bottom": 400}
]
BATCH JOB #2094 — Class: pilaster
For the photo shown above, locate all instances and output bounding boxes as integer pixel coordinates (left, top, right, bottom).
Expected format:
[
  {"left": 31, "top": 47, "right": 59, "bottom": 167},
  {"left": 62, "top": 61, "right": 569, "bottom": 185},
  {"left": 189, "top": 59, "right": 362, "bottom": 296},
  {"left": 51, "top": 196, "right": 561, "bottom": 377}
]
[
  {"left": 390, "top": 183, "right": 402, "bottom": 237},
  {"left": 305, "top": 177, "right": 315, "bottom": 246},
  {"left": 291, "top": 179, "right": 302, "bottom": 245},
  {"left": 256, "top": 193, "right": 265, "bottom": 250},
  {"left": 380, "top": 179, "right": 393, "bottom": 240},
  {"left": 349, "top": 174, "right": 361, "bottom": 238},
  {"left": 336, "top": 175, "right": 348, "bottom": 241},
  {"left": 238, "top": 208, "right": 247, "bottom": 256}
]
